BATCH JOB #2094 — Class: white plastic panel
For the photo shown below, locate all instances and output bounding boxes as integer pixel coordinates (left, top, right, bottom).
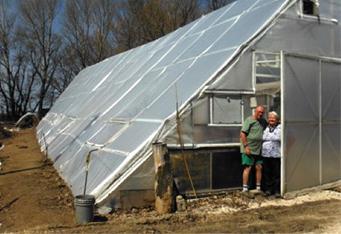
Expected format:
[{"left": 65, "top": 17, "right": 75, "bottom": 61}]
[
  {"left": 256, "top": 0, "right": 341, "bottom": 59},
  {"left": 208, "top": 0, "right": 284, "bottom": 54},
  {"left": 190, "top": 6, "right": 229, "bottom": 34},
  {"left": 178, "top": 19, "right": 235, "bottom": 61},
  {"left": 208, "top": 51, "right": 253, "bottom": 91},
  {"left": 283, "top": 57, "right": 319, "bottom": 122},
  {"left": 154, "top": 34, "right": 200, "bottom": 68},
  {"left": 283, "top": 55, "right": 320, "bottom": 192},
  {"left": 104, "top": 60, "right": 193, "bottom": 120},
  {"left": 322, "top": 124, "right": 341, "bottom": 183},
  {"left": 88, "top": 123, "right": 125, "bottom": 145},
  {"left": 106, "top": 121, "right": 161, "bottom": 153},
  {"left": 321, "top": 62, "right": 341, "bottom": 183},
  {"left": 213, "top": 0, "right": 254, "bottom": 25},
  {"left": 283, "top": 54, "right": 341, "bottom": 192},
  {"left": 71, "top": 151, "right": 126, "bottom": 195},
  {"left": 53, "top": 143, "right": 90, "bottom": 194},
  {"left": 284, "top": 123, "right": 320, "bottom": 191}
]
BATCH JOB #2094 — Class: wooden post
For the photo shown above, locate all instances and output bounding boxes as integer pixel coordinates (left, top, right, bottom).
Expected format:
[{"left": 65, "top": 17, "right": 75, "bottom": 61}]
[{"left": 153, "top": 142, "right": 174, "bottom": 214}]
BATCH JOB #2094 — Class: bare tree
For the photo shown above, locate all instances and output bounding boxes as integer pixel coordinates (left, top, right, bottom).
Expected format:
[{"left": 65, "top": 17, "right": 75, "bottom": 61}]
[
  {"left": 18, "top": 0, "right": 61, "bottom": 118},
  {"left": 206, "top": 0, "right": 234, "bottom": 11},
  {"left": 0, "top": 0, "right": 236, "bottom": 120},
  {"left": 113, "top": 0, "right": 143, "bottom": 52},
  {"left": 63, "top": 0, "right": 116, "bottom": 72},
  {"left": 91, "top": 0, "right": 116, "bottom": 61},
  {"left": 0, "top": 0, "right": 36, "bottom": 119},
  {"left": 0, "top": 1, "right": 17, "bottom": 118},
  {"left": 63, "top": 0, "right": 94, "bottom": 70},
  {"left": 113, "top": 0, "right": 202, "bottom": 52},
  {"left": 52, "top": 44, "right": 78, "bottom": 96},
  {"left": 164, "top": 0, "right": 201, "bottom": 28}
]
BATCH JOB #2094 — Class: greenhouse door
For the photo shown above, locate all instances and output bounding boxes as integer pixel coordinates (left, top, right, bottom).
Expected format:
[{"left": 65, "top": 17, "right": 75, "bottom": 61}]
[{"left": 281, "top": 52, "right": 341, "bottom": 193}]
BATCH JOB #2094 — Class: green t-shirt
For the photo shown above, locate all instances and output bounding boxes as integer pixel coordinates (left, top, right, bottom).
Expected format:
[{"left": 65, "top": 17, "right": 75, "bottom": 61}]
[{"left": 240, "top": 116, "right": 267, "bottom": 155}]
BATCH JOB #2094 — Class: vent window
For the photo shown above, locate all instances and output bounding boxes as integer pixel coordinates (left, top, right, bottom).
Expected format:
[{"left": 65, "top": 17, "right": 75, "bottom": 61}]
[
  {"left": 209, "top": 95, "right": 244, "bottom": 126},
  {"left": 302, "top": 0, "right": 319, "bottom": 16}
]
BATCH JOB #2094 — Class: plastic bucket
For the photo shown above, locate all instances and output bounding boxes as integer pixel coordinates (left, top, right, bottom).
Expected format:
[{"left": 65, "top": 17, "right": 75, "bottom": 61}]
[{"left": 74, "top": 194, "right": 95, "bottom": 224}]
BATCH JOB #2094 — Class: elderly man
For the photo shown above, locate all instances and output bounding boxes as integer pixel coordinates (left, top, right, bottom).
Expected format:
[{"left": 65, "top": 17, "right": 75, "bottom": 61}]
[{"left": 240, "top": 105, "right": 267, "bottom": 193}]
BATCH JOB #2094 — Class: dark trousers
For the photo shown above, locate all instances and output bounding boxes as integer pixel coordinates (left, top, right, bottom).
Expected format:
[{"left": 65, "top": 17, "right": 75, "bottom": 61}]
[{"left": 263, "top": 157, "right": 281, "bottom": 194}]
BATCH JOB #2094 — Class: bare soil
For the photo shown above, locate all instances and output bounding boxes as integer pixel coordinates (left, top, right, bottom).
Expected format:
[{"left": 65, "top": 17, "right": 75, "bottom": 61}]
[
  {"left": 0, "top": 128, "right": 74, "bottom": 233},
  {"left": 0, "top": 128, "right": 341, "bottom": 233}
]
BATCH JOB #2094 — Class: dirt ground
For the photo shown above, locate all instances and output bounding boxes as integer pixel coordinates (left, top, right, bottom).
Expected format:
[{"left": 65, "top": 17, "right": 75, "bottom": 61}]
[
  {"left": 0, "top": 128, "right": 74, "bottom": 233},
  {"left": 0, "top": 128, "right": 341, "bottom": 233}
]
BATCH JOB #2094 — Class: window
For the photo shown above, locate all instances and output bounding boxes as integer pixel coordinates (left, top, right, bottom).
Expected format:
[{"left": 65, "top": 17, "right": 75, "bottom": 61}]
[
  {"left": 298, "top": 0, "right": 338, "bottom": 24},
  {"left": 253, "top": 52, "right": 281, "bottom": 85},
  {"left": 209, "top": 95, "right": 244, "bottom": 126},
  {"left": 302, "top": 0, "right": 319, "bottom": 16},
  {"left": 253, "top": 51, "right": 281, "bottom": 116}
]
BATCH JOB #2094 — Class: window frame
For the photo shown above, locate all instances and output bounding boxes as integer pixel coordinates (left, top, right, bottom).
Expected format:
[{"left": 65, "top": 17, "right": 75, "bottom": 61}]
[
  {"left": 301, "top": 0, "right": 319, "bottom": 16},
  {"left": 298, "top": 0, "right": 338, "bottom": 24},
  {"left": 208, "top": 94, "right": 244, "bottom": 127},
  {"left": 252, "top": 51, "right": 281, "bottom": 90}
]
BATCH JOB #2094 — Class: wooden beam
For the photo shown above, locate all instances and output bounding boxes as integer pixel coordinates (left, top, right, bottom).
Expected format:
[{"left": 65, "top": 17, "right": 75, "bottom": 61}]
[{"left": 153, "top": 142, "right": 174, "bottom": 214}]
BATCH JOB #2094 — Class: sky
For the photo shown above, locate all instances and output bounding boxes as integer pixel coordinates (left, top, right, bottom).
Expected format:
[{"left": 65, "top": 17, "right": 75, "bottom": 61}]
[{"left": 4, "top": 0, "right": 65, "bottom": 33}]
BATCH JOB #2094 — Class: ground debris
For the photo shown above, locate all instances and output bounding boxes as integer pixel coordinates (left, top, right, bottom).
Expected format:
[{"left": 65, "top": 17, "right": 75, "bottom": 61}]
[
  {"left": 1, "top": 128, "right": 341, "bottom": 233},
  {"left": 0, "top": 197, "right": 19, "bottom": 213},
  {"left": 0, "top": 128, "right": 74, "bottom": 233}
]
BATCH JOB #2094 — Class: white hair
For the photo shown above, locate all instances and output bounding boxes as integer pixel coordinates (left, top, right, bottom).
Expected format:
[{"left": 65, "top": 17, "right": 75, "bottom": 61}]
[{"left": 268, "top": 111, "right": 280, "bottom": 120}]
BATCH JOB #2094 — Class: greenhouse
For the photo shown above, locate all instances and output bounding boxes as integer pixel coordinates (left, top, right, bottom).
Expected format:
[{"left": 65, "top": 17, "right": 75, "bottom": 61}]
[{"left": 37, "top": 0, "right": 341, "bottom": 208}]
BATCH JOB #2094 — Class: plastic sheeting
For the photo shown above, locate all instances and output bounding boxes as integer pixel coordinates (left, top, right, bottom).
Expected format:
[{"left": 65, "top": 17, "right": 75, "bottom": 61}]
[
  {"left": 321, "top": 62, "right": 341, "bottom": 184},
  {"left": 283, "top": 53, "right": 341, "bottom": 192},
  {"left": 251, "top": 0, "right": 341, "bottom": 193},
  {"left": 164, "top": 95, "right": 251, "bottom": 145},
  {"left": 283, "top": 55, "right": 321, "bottom": 191},
  {"left": 37, "top": 0, "right": 290, "bottom": 205},
  {"left": 256, "top": 0, "right": 341, "bottom": 58}
]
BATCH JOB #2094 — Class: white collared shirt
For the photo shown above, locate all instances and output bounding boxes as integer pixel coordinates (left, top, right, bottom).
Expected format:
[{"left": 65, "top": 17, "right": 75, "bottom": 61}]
[{"left": 262, "top": 124, "right": 281, "bottom": 158}]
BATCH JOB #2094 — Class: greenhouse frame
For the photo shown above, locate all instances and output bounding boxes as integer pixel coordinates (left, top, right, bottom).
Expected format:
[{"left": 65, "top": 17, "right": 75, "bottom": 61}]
[{"left": 37, "top": 0, "right": 341, "bottom": 208}]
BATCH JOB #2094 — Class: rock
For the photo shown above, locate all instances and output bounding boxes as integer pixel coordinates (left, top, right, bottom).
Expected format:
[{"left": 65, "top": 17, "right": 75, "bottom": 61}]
[
  {"left": 98, "top": 206, "right": 113, "bottom": 215},
  {"left": 176, "top": 195, "right": 187, "bottom": 212}
]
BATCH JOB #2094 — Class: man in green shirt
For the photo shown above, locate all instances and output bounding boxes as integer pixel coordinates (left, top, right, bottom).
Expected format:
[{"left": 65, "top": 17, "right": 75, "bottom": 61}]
[{"left": 240, "top": 105, "right": 267, "bottom": 193}]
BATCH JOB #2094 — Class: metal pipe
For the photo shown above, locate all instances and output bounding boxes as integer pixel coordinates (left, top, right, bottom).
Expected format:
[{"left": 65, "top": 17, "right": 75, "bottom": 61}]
[
  {"left": 204, "top": 90, "right": 255, "bottom": 95},
  {"left": 167, "top": 143, "right": 240, "bottom": 150},
  {"left": 252, "top": 51, "right": 256, "bottom": 93},
  {"left": 280, "top": 50, "right": 285, "bottom": 196},
  {"left": 300, "top": 14, "right": 338, "bottom": 24},
  {"left": 209, "top": 152, "right": 213, "bottom": 190},
  {"left": 208, "top": 123, "right": 242, "bottom": 127},
  {"left": 318, "top": 59, "right": 322, "bottom": 185},
  {"left": 42, "top": 133, "right": 48, "bottom": 162},
  {"left": 283, "top": 52, "right": 341, "bottom": 64},
  {"left": 209, "top": 95, "right": 213, "bottom": 124},
  {"left": 83, "top": 149, "right": 99, "bottom": 196}
]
